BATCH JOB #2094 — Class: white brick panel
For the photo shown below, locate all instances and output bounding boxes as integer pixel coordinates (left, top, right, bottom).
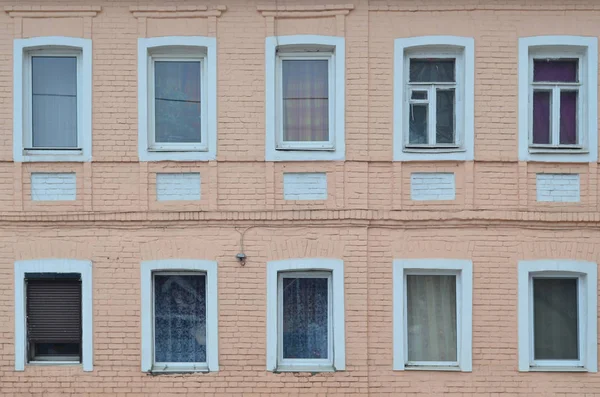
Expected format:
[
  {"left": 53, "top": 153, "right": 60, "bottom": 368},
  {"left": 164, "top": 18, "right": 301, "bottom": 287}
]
[
  {"left": 156, "top": 173, "right": 201, "bottom": 202},
  {"left": 536, "top": 173, "right": 580, "bottom": 203},
  {"left": 283, "top": 172, "right": 328, "bottom": 201},
  {"left": 410, "top": 172, "right": 456, "bottom": 201},
  {"left": 31, "top": 172, "right": 77, "bottom": 201}
]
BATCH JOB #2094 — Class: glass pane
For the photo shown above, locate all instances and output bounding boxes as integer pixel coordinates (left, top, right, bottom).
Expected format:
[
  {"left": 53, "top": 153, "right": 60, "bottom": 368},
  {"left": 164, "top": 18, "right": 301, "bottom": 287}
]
[
  {"left": 154, "top": 274, "right": 206, "bottom": 363},
  {"left": 560, "top": 91, "right": 577, "bottom": 145},
  {"left": 409, "top": 59, "right": 455, "bottom": 83},
  {"left": 411, "top": 90, "right": 427, "bottom": 100},
  {"left": 532, "top": 90, "right": 552, "bottom": 144},
  {"left": 33, "top": 343, "right": 80, "bottom": 360},
  {"left": 31, "top": 57, "right": 77, "bottom": 148},
  {"left": 282, "top": 60, "right": 329, "bottom": 142},
  {"left": 533, "top": 278, "right": 578, "bottom": 360},
  {"left": 154, "top": 61, "right": 201, "bottom": 143},
  {"left": 409, "top": 104, "right": 428, "bottom": 144},
  {"left": 406, "top": 275, "right": 457, "bottom": 362},
  {"left": 533, "top": 59, "right": 578, "bottom": 83},
  {"left": 436, "top": 89, "right": 455, "bottom": 144},
  {"left": 282, "top": 276, "right": 329, "bottom": 359}
]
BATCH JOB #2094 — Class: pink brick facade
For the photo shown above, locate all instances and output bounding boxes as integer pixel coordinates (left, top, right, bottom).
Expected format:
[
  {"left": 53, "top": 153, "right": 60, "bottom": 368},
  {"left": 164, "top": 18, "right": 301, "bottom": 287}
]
[{"left": 2, "top": 0, "right": 600, "bottom": 395}]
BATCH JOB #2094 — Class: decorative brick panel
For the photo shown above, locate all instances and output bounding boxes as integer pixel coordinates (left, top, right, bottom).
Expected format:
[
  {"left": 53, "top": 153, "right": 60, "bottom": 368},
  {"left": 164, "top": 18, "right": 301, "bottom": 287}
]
[
  {"left": 156, "top": 173, "right": 201, "bottom": 201},
  {"left": 31, "top": 173, "right": 76, "bottom": 201},
  {"left": 283, "top": 172, "right": 327, "bottom": 201},
  {"left": 410, "top": 172, "right": 456, "bottom": 201},
  {"left": 536, "top": 173, "right": 580, "bottom": 203}
]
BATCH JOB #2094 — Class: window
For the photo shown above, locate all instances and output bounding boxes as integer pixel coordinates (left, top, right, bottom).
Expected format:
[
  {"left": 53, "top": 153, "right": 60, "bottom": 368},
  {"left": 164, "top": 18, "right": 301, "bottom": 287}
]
[
  {"left": 141, "top": 260, "right": 218, "bottom": 373},
  {"left": 267, "top": 259, "right": 345, "bottom": 372},
  {"left": 518, "top": 260, "right": 597, "bottom": 372},
  {"left": 138, "top": 37, "right": 217, "bottom": 161},
  {"left": 394, "top": 36, "right": 474, "bottom": 161},
  {"left": 266, "top": 35, "right": 345, "bottom": 161},
  {"left": 13, "top": 37, "right": 92, "bottom": 162},
  {"left": 14, "top": 259, "right": 93, "bottom": 371},
  {"left": 518, "top": 36, "right": 598, "bottom": 162},
  {"left": 393, "top": 259, "right": 472, "bottom": 371}
]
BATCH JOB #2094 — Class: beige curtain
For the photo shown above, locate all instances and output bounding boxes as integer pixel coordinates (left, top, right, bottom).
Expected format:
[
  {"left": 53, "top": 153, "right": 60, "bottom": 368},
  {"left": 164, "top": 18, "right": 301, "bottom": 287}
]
[
  {"left": 282, "top": 59, "right": 329, "bottom": 142},
  {"left": 406, "top": 275, "right": 457, "bottom": 362}
]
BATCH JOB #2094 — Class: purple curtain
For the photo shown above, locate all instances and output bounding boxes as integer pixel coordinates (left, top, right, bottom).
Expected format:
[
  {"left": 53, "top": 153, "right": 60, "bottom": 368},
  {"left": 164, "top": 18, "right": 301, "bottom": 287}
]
[
  {"left": 533, "top": 91, "right": 551, "bottom": 144},
  {"left": 282, "top": 60, "right": 329, "bottom": 142},
  {"left": 532, "top": 60, "right": 578, "bottom": 145},
  {"left": 560, "top": 91, "right": 577, "bottom": 144},
  {"left": 533, "top": 60, "right": 577, "bottom": 83}
]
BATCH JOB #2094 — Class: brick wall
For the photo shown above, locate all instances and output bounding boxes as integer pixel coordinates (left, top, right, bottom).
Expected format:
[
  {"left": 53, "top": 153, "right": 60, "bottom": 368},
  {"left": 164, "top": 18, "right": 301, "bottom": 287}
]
[{"left": 1, "top": 0, "right": 599, "bottom": 395}]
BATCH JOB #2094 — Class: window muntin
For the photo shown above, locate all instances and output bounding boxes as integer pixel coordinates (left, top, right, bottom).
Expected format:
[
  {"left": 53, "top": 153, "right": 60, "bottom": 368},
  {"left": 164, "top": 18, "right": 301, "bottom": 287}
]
[
  {"left": 278, "top": 271, "right": 333, "bottom": 367},
  {"left": 24, "top": 49, "right": 81, "bottom": 151},
  {"left": 404, "top": 271, "right": 460, "bottom": 368},
  {"left": 276, "top": 53, "right": 334, "bottom": 150},
  {"left": 530, "top": 274, "right": 582, "bottom": 366},
  {"left": 153, "top": 272, "right": 206, "bottom": 368},
  {"left": 25, "top": 273, "right": 82, "bottom": 364},
  {"left": 404, "top": 52, "right": 462, "bottom": 150},
  {"left": 530, "top": 55, "right": 582, "bottom": 149}
]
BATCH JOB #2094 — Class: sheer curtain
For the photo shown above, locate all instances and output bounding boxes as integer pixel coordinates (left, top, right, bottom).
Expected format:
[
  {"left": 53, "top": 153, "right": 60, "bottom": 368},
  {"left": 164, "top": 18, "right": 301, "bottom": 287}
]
[
  {"left": 154, "top": 274, "right": 206, "bottom": 363},
  {"left": 154, "top": 61, "right": 202, "bottom": 143},
  {"left": 406, "top": 275, "right": 457, "bottom": 362},
  {"left": 282, "top": 59, "right": 329, "bottom": 142},
  {"left": 533, "top": 278, "right": 578, "bottom": 360},
  {"left": 282, "top": 277, "right": 329, "bottom": 359},
  {"left": 31, "top": 56, "right": 78, "bottom": 148}
]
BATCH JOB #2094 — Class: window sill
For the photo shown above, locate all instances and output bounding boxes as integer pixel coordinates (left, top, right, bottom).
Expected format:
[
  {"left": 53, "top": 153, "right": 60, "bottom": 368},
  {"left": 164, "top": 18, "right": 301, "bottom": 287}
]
[
  {"left": 276, "top": 147, "right": 336, "bottom": 152},
  {"left": 148, "top": 147, "right": 208, "bottom": 153},
  {"left": 404, "top": 365, "right": 462, "bottom": 372},
  {"left": 150, "top": 364, "right": 209, "bottom": 374},
  {"left": 28, "top": 361, "right": 81, "bottom": 366},
  {"left": 19, "top": 148, "right": 89, "bottom": 163},
  {"left": 527, "top": 366, "right": 588, "bottom": 373},
  {"left": 275, "top": 364, "right": 336, "bottom": 373},
  {"left": 528, "top": 147, "right": 588, "bottom": 155},
  {"left": 403, "top": 147, "right": 465, "bottom": 154}
]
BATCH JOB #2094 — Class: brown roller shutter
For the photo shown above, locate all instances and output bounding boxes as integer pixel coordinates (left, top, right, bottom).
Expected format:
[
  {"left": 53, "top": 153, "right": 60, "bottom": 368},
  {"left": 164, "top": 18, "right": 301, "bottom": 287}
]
[{"left": 26, "top": 277, "right": 81, "bottom": 344}]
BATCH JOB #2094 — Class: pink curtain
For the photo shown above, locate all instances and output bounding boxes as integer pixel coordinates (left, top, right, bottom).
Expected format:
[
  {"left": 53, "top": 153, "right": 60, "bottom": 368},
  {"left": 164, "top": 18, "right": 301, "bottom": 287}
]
[{"left": 282, "top": 60, "right": 329, "bottom": 142}]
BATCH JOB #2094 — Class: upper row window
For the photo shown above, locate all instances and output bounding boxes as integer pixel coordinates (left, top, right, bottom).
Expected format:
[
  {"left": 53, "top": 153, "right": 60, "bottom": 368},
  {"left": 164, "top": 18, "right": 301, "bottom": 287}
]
[{"left": 12, "top": 35, "right": 599, "bottom": 164}]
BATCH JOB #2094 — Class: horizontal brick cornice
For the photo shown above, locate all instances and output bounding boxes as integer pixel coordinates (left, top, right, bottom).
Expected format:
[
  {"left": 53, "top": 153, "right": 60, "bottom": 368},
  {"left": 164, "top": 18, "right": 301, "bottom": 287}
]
[
  {"left": 257, "top": 3, "right": 354, "bottom": 17},
  {"left": 2, "top": 209, "right": 600, "bottom": 229},
  {"left": 129, "top": 5, "right": 226, "bottom": 18},
  {"left": 4, "top": 5, "right": 101, "bottom": 17}
]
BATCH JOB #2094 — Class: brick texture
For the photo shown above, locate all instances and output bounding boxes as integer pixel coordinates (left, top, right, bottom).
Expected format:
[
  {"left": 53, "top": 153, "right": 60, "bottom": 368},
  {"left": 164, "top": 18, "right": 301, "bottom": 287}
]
[{"left": 1, "top": 0, "right": 599, "bottom": 396}]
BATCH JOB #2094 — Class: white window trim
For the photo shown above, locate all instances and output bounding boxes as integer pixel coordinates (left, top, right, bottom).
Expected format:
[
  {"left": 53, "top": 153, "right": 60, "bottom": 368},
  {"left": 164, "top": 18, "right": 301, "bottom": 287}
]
[
  {"left": 265, "top": 35, "right": 345, "bottom": 161},
  {"left": 266, "top": 258, "right": 345, "bottom": 372},
  {"left": 518, "top": 260, "right": 597, "bottom": 372},
  {"left": 140, "top": 260, "right": 218, "bottom": 373},
  {"left": 393, "top": 36, "right": 474, "bottom": 162},
  {"left": 138, "top": 37, "right": 217, "bottom": 162},
  {"left": 518, "top": 36, "right": 598, "bottom": 162},
  {"left": 13, "top": 37, "right": 92, "bottom": 162},
  {"left": 14, "top": 259, "right": 93, "bottom": 371},
  {"left": 393, "top": 259, "right": 473, "bottom": 372}
]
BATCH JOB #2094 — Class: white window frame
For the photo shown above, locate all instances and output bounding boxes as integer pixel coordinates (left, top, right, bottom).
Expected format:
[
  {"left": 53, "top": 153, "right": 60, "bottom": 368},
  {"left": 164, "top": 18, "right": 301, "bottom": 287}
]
[
  {"left": 518, "top": 260, "right": 597, "bottom": 372},
  {"left": 138, "top": 37, "right": 217, "bottom": 161},
  {"left": 518, "top": 36, "right": 598, "bottom": 162},
  {"left": 393, "top": 259, "right": 472, "bottom": 371},
  {"left": 13, "top": 37, "right": 92, "bottom": 162},
  {"left": 393, "top": 36, "right": 474, "bottom": 162},
  {"left": 266, "top": 35, "right": 345, "bottom": 161},
  {"left": 266, "top": 258, "right": 345, "bottom": 372},
  {"left": 140, "top": 260, "right": 218, "bottom": 373},
  {"left": 14, "top": 259, "right": 93, "bottom": 371}
]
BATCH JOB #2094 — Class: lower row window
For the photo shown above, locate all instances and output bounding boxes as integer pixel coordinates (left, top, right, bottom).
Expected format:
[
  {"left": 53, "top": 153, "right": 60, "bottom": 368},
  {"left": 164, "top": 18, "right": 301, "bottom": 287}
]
[{"left": 26, "top": 273, "right": 82, "bottom": 364}]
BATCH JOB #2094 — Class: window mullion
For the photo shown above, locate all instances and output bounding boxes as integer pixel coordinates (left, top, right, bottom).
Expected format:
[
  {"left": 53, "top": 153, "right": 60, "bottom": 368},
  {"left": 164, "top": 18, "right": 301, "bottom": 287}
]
[
  {"left": 428, "top": 85, "right": 437, "bottom": 145},
  {"left": 551, "top": 86, "right": 561, "bottom": 145}
]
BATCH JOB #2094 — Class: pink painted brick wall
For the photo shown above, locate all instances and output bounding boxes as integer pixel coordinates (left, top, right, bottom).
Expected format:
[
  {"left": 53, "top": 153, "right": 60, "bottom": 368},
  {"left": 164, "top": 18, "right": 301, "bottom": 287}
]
[{"left": 0, "top": 0, "right": 599, "bottom": 395}]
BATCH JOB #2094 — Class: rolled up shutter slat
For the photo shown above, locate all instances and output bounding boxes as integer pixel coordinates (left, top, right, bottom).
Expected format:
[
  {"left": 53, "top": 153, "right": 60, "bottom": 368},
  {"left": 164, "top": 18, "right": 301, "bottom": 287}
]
[{"left": 26, "top": 279, "right": 81, "bottom": 343}]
